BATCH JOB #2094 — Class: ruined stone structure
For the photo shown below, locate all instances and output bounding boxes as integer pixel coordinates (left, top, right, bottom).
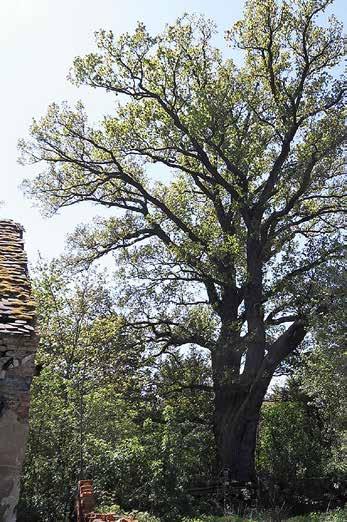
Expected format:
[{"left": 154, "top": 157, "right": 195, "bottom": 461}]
[
  {"left": 0, "top": 220, "right": 38, "bottom": 521},
  {"left": 76, "top": 481, "right": 137, "bottom": 522}
]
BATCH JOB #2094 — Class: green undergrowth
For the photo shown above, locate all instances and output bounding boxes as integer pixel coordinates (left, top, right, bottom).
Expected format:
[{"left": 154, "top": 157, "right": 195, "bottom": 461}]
[
  {"left": 92, "top": 506, "right": 346, "bottom": 522},
  {"left": 94, "top": 507, "right": 161, "bottom": 522},
  {"left": 180, "top": 506, "right": 346, "bottom": 522},
  {"left": 287, "top": 507, "right": 347, "bottom": 522}
]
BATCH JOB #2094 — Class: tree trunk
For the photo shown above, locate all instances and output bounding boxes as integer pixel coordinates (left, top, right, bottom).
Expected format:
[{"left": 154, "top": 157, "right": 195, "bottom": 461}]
[{"left": 213, "top": 377, "right": 269, "bottom": 482}]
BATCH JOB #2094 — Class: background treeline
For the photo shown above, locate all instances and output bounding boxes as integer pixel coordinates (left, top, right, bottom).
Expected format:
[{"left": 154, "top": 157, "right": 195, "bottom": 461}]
[{"left": 18, "top": 260, "right": 346, "bottom": 522}]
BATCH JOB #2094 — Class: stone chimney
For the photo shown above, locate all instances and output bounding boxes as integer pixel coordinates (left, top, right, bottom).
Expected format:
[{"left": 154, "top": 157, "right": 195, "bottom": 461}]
[{"left": 0, "top": 221, "right": 38, "bottom": 521}]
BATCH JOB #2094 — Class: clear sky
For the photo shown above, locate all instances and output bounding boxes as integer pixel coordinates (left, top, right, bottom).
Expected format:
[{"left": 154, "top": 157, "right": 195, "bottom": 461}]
[{"left": 0, "top": 0, "right": 345, "bottom": 264}]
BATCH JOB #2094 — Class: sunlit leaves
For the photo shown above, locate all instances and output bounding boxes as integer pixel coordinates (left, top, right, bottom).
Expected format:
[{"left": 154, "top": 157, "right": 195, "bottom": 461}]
[{"left": 19, "top": 2, "right": 345, "bottom": 394}]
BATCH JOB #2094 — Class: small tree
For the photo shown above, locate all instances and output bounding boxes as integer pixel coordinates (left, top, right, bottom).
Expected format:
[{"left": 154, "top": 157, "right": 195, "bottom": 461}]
[{"left": 20, "top": 0, "right": 345, "bottom": 482}]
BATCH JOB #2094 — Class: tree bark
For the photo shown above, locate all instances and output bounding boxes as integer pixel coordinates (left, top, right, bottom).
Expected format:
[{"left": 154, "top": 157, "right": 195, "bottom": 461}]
[
  {"left": 213, "top": 378, "right": 268, "bottom": 482},
  {"left": 212, "top": 318, "right": 307, "bottom": 482}
]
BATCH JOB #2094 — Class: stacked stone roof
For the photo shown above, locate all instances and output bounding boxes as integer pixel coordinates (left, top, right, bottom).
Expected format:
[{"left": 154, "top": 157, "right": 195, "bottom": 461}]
[{"left": 0, "top": 220, "right": 36, "bottom": 336}]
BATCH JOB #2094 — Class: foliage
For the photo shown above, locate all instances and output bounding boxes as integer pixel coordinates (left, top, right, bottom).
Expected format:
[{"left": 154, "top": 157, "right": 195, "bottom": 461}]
[
  {"left": 256, "top": 286, "right": 346, "bottom": 508},
  {"left": 20, "top": 1, "right": 345, "bottom": 355},
  {"left": 295, "top": 264, "right": 347, "bottom": 477},
  {"left": 257, "top": 398, "right": 328, "bottom": 483},
  {"left": 296, "top": 346, "right": 346, "bottom": 477},
  {"left": 135, "top": 514, "right": 161, "bottom": 522},
  {"left": 182, "top": 515, "right": 251, "bottom": 522},
  {"left": 19, "top": 261, "right": 136, "bottom": 519},
  {"left": 180, "top": 507, "right": 347, "bottom": 521},
  {"left": 287, "top": 507, "right": 347, "bottom": 521},
  {"left": 19, "top": 260, "right": 215, "bottom": 521},
  {"left": 19, "top": 257, "right": 346, "bottom": 519},
  {"left": 18, "top": 0, "right": 346, "bottom": 510},
  {"left": 19, "top": 0, "right": 346, "bottom": 481}
]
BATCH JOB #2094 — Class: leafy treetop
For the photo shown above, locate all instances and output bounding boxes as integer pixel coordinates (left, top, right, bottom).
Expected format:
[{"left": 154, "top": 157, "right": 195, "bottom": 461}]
[{"left": 20, "top": 0, "right": 345, "bottom": 379}]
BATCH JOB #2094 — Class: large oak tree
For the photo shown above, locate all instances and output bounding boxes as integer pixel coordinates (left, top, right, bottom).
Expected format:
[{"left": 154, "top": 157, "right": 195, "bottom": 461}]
[{"left": 21, "top": 0, "right": 345, "bottom": 482}]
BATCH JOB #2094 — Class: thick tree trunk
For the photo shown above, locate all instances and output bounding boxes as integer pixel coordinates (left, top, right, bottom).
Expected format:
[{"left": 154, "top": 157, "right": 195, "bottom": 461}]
[
  {"left": 213, "top": 380, "right": 268, "bottom": 482},
  {"left": 212, "top": 329, "right": 308, "bottom": 483},
  {"left": 210, "top": 225, "right": 268, "bottom": 482}
]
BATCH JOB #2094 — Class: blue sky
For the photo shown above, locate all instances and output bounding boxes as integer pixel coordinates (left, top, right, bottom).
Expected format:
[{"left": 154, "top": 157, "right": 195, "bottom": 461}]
[{"left": 0, "top": 0, "right": 345, "bottom": 263}]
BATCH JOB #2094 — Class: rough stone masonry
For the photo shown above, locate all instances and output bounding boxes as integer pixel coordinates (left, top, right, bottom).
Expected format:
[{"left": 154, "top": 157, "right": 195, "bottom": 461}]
[{"left": 0, "top": 220, "right": 38, "bottom": 522}]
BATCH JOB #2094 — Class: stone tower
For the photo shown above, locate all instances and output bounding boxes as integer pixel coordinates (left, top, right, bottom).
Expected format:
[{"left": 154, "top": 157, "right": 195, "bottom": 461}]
[{"left": 0, "top": 221, "right": 38, "bottom": 521}]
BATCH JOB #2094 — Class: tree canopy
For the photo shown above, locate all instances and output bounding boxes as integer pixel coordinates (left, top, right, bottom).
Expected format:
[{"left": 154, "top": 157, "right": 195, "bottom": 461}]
[{"left": 20, "top": 0, "right": 345, "bottom": 482}]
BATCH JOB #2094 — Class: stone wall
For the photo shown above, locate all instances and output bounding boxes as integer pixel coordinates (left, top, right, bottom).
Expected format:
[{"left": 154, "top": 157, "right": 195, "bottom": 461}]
[{"left": 0, "top": 220, "right": 38, "bottom": 522}]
